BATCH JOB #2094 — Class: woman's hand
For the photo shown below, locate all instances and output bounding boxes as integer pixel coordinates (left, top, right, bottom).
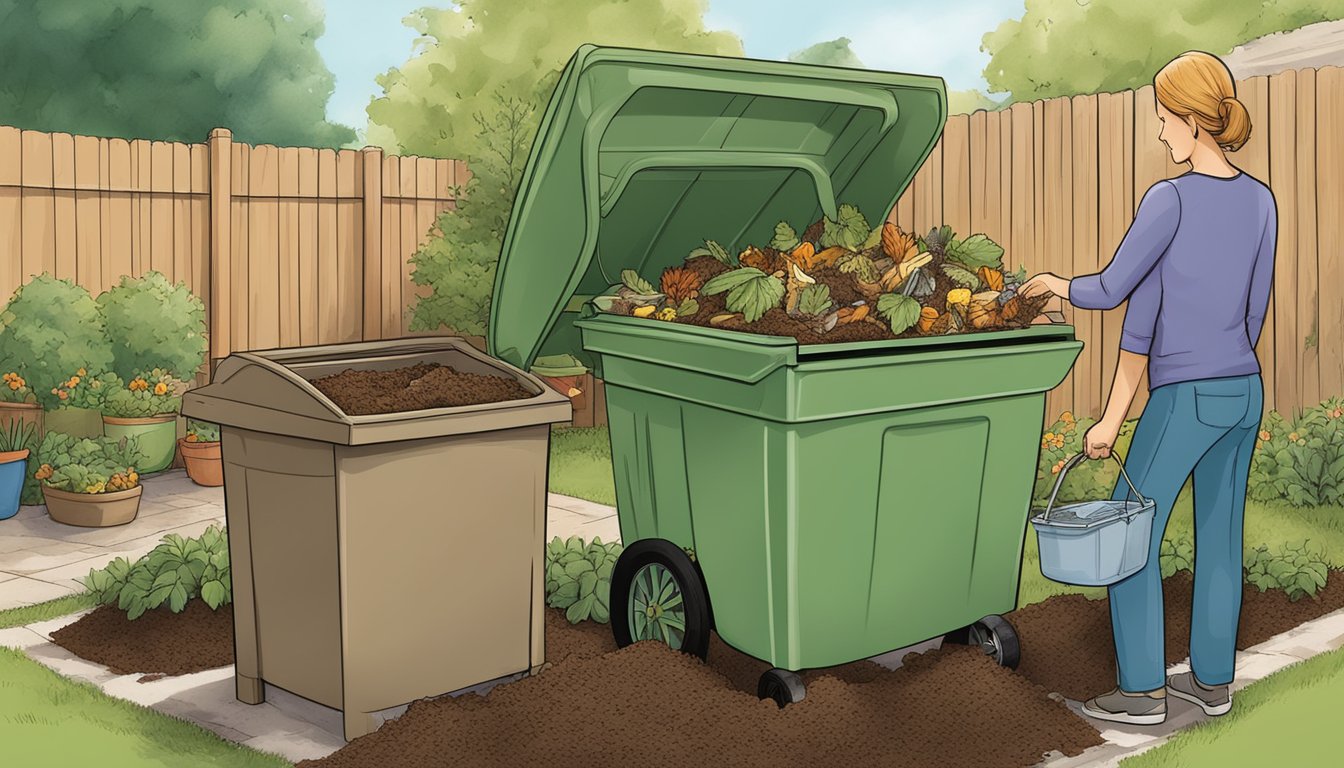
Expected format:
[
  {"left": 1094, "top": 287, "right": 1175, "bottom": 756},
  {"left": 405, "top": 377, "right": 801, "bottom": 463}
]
[
  {"left": 1020, "top": 273, "right": 1070, "bottom": 301},
  {"left": 1084, "top": 418, "right": 1122, "bottom": 460}
]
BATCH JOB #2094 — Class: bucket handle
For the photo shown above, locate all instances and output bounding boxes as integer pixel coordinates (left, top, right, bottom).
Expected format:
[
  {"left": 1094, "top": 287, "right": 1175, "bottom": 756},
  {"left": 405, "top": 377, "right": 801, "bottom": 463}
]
[{"left": 1041, "top": 452, "right": 1149, "bottom": 520}]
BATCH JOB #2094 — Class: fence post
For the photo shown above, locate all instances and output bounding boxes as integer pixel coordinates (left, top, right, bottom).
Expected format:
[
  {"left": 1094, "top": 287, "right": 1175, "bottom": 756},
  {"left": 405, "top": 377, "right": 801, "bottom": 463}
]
[
  {"left": 207, "top": 128, "right": 232, "bottom": 375},
  {"left": 361, "top": 145, "right": 383, "bottom": 340}
]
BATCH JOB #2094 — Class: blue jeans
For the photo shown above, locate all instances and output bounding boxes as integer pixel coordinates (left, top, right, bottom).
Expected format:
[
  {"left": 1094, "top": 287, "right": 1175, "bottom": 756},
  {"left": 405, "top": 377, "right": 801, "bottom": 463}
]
[{"left": 1108, "top": 373, "right": 1263, "bottom": 692}]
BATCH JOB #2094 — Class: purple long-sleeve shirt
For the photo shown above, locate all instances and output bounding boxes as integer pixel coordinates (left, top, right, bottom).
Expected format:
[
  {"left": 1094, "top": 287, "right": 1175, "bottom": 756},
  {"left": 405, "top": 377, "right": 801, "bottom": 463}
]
[{"left": 1069, "top": 172, "right": 1277, "bottom": 390}]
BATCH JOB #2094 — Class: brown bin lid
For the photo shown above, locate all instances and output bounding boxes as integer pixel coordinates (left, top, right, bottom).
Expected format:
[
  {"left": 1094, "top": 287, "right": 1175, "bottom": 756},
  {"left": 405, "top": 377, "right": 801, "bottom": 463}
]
[{"left": 181, "top": 337, "right": 572, "bottom": 446}]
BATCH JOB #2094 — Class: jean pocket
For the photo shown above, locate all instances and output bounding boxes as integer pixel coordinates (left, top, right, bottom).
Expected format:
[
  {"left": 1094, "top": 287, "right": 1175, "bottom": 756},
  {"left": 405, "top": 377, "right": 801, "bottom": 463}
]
[{"left": 1193, "top": 381, "right": 1250, "bottom": 428}]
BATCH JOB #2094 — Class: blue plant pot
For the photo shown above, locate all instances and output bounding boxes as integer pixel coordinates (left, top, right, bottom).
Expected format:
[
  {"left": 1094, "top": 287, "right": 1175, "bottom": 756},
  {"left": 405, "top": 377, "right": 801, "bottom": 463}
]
[{"left": 0, "top": 450, "right": 28, "bottom": 520}]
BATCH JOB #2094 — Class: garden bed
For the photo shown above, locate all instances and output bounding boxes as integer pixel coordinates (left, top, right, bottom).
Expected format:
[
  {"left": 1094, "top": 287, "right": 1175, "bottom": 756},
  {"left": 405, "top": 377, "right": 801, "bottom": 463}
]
[
  {"left": 50, "top": 602, "right": 234, "bottom": 677},
  {"left": 299, "top": 609, "right": 1101, "bottom": 768},
  {"left": 307, "top": 363, "right": 533, "bottom": 415},
  {"left": 1009, "top": 570, "right": 1344, "bottom": 700}
]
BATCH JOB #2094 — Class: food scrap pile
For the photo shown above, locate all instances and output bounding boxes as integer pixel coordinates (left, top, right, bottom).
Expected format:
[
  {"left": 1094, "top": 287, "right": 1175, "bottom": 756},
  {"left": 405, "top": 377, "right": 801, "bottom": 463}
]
[{"left": 595, "top": 204, "right": 1051, "bottom": 345}]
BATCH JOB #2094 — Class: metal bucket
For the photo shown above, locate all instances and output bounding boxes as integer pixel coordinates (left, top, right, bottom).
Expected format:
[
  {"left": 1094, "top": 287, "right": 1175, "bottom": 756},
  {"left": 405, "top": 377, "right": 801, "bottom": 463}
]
[{"left": 1030, "top": 453, "right": 1157, "bottom": 587}]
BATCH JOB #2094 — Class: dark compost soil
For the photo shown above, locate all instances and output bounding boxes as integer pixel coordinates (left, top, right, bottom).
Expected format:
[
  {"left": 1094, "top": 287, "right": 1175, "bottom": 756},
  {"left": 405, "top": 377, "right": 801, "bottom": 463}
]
[
  {"left": 50, "top": 602, "right": 235, "bottom": 676},
  {"left": 300, "top": 609, "right": 1102, "bottom": 768},
  {"left": 1009, "top": 570, "right": 1344, "bottom": 701},
  {"left": 307, "top": 363, "right": 532, "bottom": 416}
]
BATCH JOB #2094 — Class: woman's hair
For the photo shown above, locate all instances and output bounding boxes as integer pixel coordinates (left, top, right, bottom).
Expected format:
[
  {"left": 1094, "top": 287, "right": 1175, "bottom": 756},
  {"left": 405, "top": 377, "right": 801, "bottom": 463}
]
[{"left": 1154, "top": 51, "right": 1252, "bottom": 152}]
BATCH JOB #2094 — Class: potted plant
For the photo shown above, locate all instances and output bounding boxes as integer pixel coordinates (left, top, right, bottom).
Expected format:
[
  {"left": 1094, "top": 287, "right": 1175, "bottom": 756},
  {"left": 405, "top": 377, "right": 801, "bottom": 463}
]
[
  {"left": 100, "top": 370, "right": 184, "bottom": 474},
  {"left": 0, "top": 419, "right": 37, "bottom": 520},
  {"left": 0, "top": 275, "right": 113, "bottom": 439},
  {"left": 179, "top": 419, "right": 222, "bottom": 486},
  {"left": 34, "top": 431, "right": 144, "bottom": 528},
  {"left": 0, "top": 371, "right": 41, "bottom": 438}
]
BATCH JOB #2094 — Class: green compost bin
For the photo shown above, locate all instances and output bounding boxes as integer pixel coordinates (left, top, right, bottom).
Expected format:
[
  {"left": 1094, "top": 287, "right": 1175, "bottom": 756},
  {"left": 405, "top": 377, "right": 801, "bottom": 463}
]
[{"left": 489, "top": 45, "right": 1082, "bottom": 696}]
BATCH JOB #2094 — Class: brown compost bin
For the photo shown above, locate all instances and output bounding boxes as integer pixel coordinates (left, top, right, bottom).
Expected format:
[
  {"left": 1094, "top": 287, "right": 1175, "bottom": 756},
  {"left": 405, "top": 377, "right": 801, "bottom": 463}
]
[{"left": 180, "top": 337, "right": 571, "bottom": 741}]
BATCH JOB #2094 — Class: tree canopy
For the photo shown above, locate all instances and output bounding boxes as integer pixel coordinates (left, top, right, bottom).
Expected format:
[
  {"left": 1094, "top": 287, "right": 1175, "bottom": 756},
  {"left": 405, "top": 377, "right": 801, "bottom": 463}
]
[
  {"left": 0, "top": 0, "right": 353, "bottom": 147},
  {"left": 982, "top": 0, "right": 1344, "bottom": 102},
  {"left": 789, "top": 37, "right": 865, "bottom": 68}
]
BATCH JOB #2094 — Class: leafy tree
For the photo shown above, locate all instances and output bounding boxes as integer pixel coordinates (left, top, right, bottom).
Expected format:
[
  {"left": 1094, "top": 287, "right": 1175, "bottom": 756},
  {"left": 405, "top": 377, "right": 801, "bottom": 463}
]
[
  {"left": 371, "top": 0, "right": 742, "bottom": 337},
  {"left": 982, "top": 0, "right": 1344, "bottom": 103},
  {"left": 0, "top": 0, "right": 353, "bottom": 147},
  {"left": 789, "top": 37, "right": 865, "bottom": 68}
]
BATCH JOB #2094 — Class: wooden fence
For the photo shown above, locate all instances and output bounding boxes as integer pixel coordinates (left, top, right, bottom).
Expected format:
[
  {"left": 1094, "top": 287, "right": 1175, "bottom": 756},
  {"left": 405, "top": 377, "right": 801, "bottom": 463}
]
[
  {"left": 0, "top": 126, "right": 464, "bottom": 371},
  {"left": 890, "top": 66, "right": 1344, "bottom": 421}
]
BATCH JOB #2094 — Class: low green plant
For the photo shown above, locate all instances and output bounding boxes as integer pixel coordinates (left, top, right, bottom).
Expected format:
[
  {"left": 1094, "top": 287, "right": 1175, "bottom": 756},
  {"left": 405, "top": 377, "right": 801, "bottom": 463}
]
[
  {"left": 0, "top": 418, "right": 37, "bottom": 455},
  {"left": 0, "top": 274, "right": 114, "bottom": 409},
  {"left": 1244, "top": 541, "right": 1330, "bottom": 602},
  {"left": 544, "top": 535, "right": 621, "bottom": 624},
  {"left": 186, "top": 419, "right": 220, "bottom": 443},
  {"left": 1250, "top": 399, "right": 1344, "bottom": 507},
  {"left": 0, "top": 371, "right": 35, "bottom": 404},
  {"left": 51, "top": 368, "right": 119, "bottom": 410},
  {"left": 35, "top": 432, "right": 144, "bottom": 494},
  {"left": 1033, "top": 412, "right": 1139, "bottom": 505},
  {"left": 1160, "top": 536, "right": 1195, "bottom": 579},
  {"left": 97, "top": 271, "right": 208, "bottom": 382},
  {"left": 83, "top": 525, "right": 231, "bottom": 620},
  {"left": 100, "top": 370, "right": 183, "bottom": 418}
]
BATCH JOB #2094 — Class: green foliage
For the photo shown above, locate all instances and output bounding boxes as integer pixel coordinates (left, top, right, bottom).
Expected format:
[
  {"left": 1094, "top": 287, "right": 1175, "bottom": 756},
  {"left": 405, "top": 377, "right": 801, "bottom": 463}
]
[
  {"left": 836, "top": 253, "right": 879, "bottom": 283},
  {"left": 1244, "top": 542, "right": 1330, "bottom": 602},
  {"left": 770, "top": 222, "right": 801, "bottom": 252},
  {"left": 0, "top": 418, "right": 37, "bottom": 454},
  {"left": 544, "top": 535, "right": 621, "bottom": 624},
  {"left": 798, "top": 284, "right": 833, "bottom": 316},
  {"left": 0, "top": 275, "right": 113, "bottom": 410},
  {"left": 100, "top": 371, "right": 183, "bottom": 419},
  {"left": 0, "top": 1, "right": 352, "bottom": 147},
  {"left": 187, "top": 420, "right": 220, "bottom": 443},
  {"left": 946, "top": 234, "right": 1005, "bottom": 272},
  {"left": 0, "top": 371, "right": 35, "bottom": 404},
  {"left": 1160, "top": 536, "right": 1195, "bottom": 579},
  {"left": 1033, "top": 413, "right": 1139, "bottom": 505},
  {"left": 675, "top": 298, "right": 700, "bottom": 318},
  {"left": 701, "top": 268, "right": 785, "bottom": 323},
  {"left": 84, "top": 525, "right": 231, "bottom": 620},
  {"left": 942, "top": 263, "right": 981, "bottom": 289},
  {"left": 948, "top": 89, "right": 1005, "bottom": 115},
  {"left": 689, "top": 240, "right": 737, "bottom": 267},
  {"left": 788, "top": 37, "right": 865, "bottom": 68},
  {"left": 59, "top": 370, "right": 118, "bottom": 411},
  {"left": 97, "top": 272, "right": 206, "bottom": 382},
  {"left": 620, "top": 270, "right": 656, "bottom": 296},
  {"left": 819, "top": 204, "right": 872, "bottom": 251},
  {"left": 37, "top": 431, "right": 145, "bottom": 494},
  {"left": 876, "top": 293, "right": 921, "bottom": 335},
  {"left": 378, "top": 1, "right": 740, "bottom": 338},
  {"left": 981, "top": 0, "right": 1344, "bottom": 103},
  {"left": 1250, "top": 399, "right": 1344, "bottom": 507}
]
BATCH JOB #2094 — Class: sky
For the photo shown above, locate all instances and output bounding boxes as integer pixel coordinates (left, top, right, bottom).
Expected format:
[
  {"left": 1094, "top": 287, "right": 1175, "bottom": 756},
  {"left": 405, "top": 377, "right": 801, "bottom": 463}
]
[{"left": 317, "top": 0, "right": 1028, "bottom": 131}]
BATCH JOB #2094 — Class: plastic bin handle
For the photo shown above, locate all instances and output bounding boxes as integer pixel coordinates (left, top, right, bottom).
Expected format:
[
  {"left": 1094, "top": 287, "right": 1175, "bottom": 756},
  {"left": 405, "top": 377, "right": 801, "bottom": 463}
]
[{"left": 1041, "top": 452, "right": 1149, "bottom": 520}]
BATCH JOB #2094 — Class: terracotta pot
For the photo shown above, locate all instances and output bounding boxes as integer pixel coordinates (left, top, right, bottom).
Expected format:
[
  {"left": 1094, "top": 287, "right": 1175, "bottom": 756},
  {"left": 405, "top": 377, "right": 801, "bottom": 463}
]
[
  {"left": 103, "top": 414, "right": 178, "bottom": 473},
  {"left": 42, "top": 483, "right": 142, "bottom": 528},
  {"left": 179, "top": 437, "right": 223, "bottom": 486},
  {"left": 0, "top": 401, "right": 43, "bottom": 437}
]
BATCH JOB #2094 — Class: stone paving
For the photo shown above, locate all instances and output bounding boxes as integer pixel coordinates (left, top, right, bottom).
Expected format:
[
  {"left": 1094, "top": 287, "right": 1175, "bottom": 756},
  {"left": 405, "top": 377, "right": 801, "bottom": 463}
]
[{"left": 4, "top": 471, "right": 1344, "bottom": 765}]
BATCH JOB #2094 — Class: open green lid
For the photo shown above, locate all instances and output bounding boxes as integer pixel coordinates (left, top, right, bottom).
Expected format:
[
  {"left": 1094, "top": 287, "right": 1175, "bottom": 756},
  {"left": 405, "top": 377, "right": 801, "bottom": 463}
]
[{"left": 489, "top": 45, "right": 947, "bottom": 372}]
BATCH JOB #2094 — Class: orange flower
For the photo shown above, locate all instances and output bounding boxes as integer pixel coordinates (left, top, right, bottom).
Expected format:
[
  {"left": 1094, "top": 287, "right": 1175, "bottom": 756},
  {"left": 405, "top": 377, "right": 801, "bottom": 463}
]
[
  {"left": 57, "top": 390, "right": 68, "bottom": 400},
  {"left": 153, "top": 382, "right": 168, "bottom": 396},
  {"left": 1258, "top": 430, "right": 1271, "bottom": 441},
  {"left": 1289, "top": 432, "right": 1300, "bottom": 442}
]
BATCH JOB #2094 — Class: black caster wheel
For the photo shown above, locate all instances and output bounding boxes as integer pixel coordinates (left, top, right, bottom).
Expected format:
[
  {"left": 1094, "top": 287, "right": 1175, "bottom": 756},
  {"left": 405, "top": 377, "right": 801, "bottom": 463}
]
[
  {"left": 611, "top": 539, "right": 712, "bottom": 660},
  {"left": 758, "top": 668, "right": 806, "bottom": 708},
  {"left": 943, "top": 614, "right": 1021, "bottom": 670}
]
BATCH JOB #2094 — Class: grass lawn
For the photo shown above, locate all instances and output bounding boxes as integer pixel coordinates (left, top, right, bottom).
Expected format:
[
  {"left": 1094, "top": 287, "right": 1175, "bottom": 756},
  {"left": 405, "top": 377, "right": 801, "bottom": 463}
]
[
  {"left": 0, "top": 592, "right": 96, "bottom": 630},
  {"left": 549, "top": 426, "right": 615, "bottom": 507},
  {"left": 0, "top": 646, "right": 290, "bottom": 768},
  {"left": 1121, "top": 645, "right": 1344, "bottom": 767}
]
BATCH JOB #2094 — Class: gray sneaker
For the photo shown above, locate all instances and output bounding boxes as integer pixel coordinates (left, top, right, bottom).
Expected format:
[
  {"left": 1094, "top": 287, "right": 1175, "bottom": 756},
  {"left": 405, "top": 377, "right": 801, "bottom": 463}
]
[
  {"left": 1167, "top": 672, "right": 1232, "bottom": 716},
  {"left": 1081, "top": 688, "right": 1168, "bottom": 725}
]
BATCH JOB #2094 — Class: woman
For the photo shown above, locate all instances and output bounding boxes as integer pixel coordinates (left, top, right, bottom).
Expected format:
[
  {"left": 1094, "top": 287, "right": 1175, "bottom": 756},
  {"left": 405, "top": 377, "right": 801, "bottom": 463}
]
[{"left": 1021, "top": 51, "right": 1277, "bottom": 726}]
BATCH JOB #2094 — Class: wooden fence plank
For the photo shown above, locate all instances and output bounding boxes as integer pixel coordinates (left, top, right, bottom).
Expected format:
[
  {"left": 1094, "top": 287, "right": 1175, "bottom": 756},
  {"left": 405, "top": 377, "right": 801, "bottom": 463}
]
[
  {"left": 1296, "top": 68, "right": 1321, "bottom": 409},
  {"left": 297, "top": 148, "right": 319, "bottom": 345},
  {"left": 382, "top": 157, "right": 403, "bottom": 337},
  {"left": 1316, "top": 67, "right": 1344, "bottom": 402},
  {"left": 172, "top": 143, "right": 191, "bottom": 296},
  {"left": 1269, "top": 71, "right": 1299, "bottom": 416},
  {"left": 107, "top": 139, "right": 132, "bottom": 293},
  {"left": 1071, "top": 94, "right": 1100, "bottom": 420},
  {"left": 399, "top": 157, "right": 418, "bottom": 338},
  {"left": 1240, "top": 76, "right": 1276, "bottom": 412},
  {"left": 1097, "top": 92, "right": 1125, "bottom": 420},
  {"left": 132, "top": 139, "right": 152, "bottom": 278},
  {"left": 248, "top": 145, "right": 280, "bottom": 350},
  {"left": 996, "top": 110, "right": 1013, "bottom": 265},
  {"left": 1042, "top": 96, "right": 1073, "bottom": 421},
  {"left": 942, "top": 115, "right": 971, "bottom": 237},
  {"left": 20, "top": 130, "right": 54, "bottom": 285},
  {"left": 412, "top": 156, "right": 438, "bottom": 337},
  {"left": 278, "top": 147, "right": 301, "bottom": 347},
  {"left": 150, "top": 142, "right": 174, "bottom": 278},
  {"left": 230, "top": 143, "right": 250, "bottom": 351},
  {"left": 190, "top": 143, "right": 209, "bottom": 347},
  {"left": 336, "top": 150, "right": 362, "bottom": 342},
  {"left": 968, "top": 110, "right": 988, "bottom": 237},
  {"left": 316, "top": 149, "right": 338, "bottom": 343},
  {"left": 51, "top": 133, "right": 76, "bottom": 282},
  {"left": 74, "top": 136, "right": 102, "bottom": 293},
  {"left": 1010, "top": 103, "right": 1035, "bottom": 281},
  {"left": 0, "top": 126, "right": 20, "bottom": 301}
]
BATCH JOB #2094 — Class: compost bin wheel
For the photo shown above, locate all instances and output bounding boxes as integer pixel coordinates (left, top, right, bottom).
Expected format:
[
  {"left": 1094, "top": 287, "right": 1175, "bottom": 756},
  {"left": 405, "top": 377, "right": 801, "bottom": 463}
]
[
  {"left": 758, "top": 669, "right": 806, "bottom": 708},
  {"left": 611, "top": 539, "right": 711, "bottom": 660},
  {"left": 943, "top": 614, "right": 1021, "bottom": 670}
]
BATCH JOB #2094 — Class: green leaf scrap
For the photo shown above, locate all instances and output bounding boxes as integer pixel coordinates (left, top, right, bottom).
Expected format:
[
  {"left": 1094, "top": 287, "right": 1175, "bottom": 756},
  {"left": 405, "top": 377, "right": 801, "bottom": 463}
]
[
  {"left": 876, "top": 293, "right": 922, "bottom": 335},
  {"left": 798, "top": 284, "right": 832, "bottom": 316},
  {"left": 703, "top": 268, "right": 785, "bottom": 323},
  {"left": 942, "top": 263, "right": 981, "bottom": 289},
  {"left": 620, "top": 269, "right": 655, "bottom": 295},
  {"left": 819, "top": 204, "right": 872, "bottom": 251},
  {"left": 770, "top": 221, "right": 801, "bottom": 252},
  {"left": 946, "top": 233, "right": 1005, "bottom": 271},
  {"left": 837, "top": 253, "right": 880, "bottom": 283},
  {"left": 676, "top": 298, "right": 699, "bottom": 317}
]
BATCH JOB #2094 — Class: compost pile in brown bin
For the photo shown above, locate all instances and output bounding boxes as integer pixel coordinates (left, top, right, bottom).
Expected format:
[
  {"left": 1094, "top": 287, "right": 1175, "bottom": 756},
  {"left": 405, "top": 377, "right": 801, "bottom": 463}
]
[
  {"left": 50, "top": 602, "right": 234, "bottom": 677},
  {"left": 307, "top": 363, "right": 532, "bottom": 416},
  {"left": 299, "top": 609, "right": 1102, "bottom": 768},
  {"left": 1009, "top": 570, "right": 1344, "bottom": 701},
  {"left": 597, "top": 208, "right": 1052, "bottom": 346}
]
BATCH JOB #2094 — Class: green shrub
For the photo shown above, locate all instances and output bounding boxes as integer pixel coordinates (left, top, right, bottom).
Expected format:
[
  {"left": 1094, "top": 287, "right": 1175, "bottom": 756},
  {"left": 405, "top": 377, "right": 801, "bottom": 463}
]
[
  {"left": 99, "top": 370, "right": 183, "bottom": 418},
  {"left": 0, "top": 371, "right": 35, "bottom": 404},
  {"left": 1160, "top": 536, "right": 1195, "bottom": 579},
  {"left": 1250, "top": 399, "right": 1344, "bottom": 507},
  {"left": 1034, "top": 412, "right": 1138, "bottom": 505},
  {"left": 83, "top": 525, "right": 231, "bottom": 619},
  {"left": 35, "top": 432, "right": 144, "bottom": 494},
  {"left": 186, "top": 419, "right": 220, "bottom": 443},
  {"left": 0, "top": 275, "right": 113, "bottom": 409},
  {"left": 97, "top": 271, "right": 207, "bottom": 382},
  {"left": 1244, "top": 542, "right": 1330, "bottom": 602},
  {"left": 545, "top": 535, "right": 620, "bottom": 624}
]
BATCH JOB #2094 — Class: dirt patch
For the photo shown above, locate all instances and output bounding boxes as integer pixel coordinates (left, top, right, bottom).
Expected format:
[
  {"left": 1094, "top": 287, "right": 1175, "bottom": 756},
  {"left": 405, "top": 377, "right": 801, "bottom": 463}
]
[
  {"left": 299, "top": 610, "right": 1101, "bottom": 768},
  {"left": 1010, "top": 571, "right": 1344, "bottom": 700},
  {"left": 307, "top": 363, "right": 533, "bottom": 416},
  {"left": 50, "top": 602, "right": 234, "bottom": 676}
]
